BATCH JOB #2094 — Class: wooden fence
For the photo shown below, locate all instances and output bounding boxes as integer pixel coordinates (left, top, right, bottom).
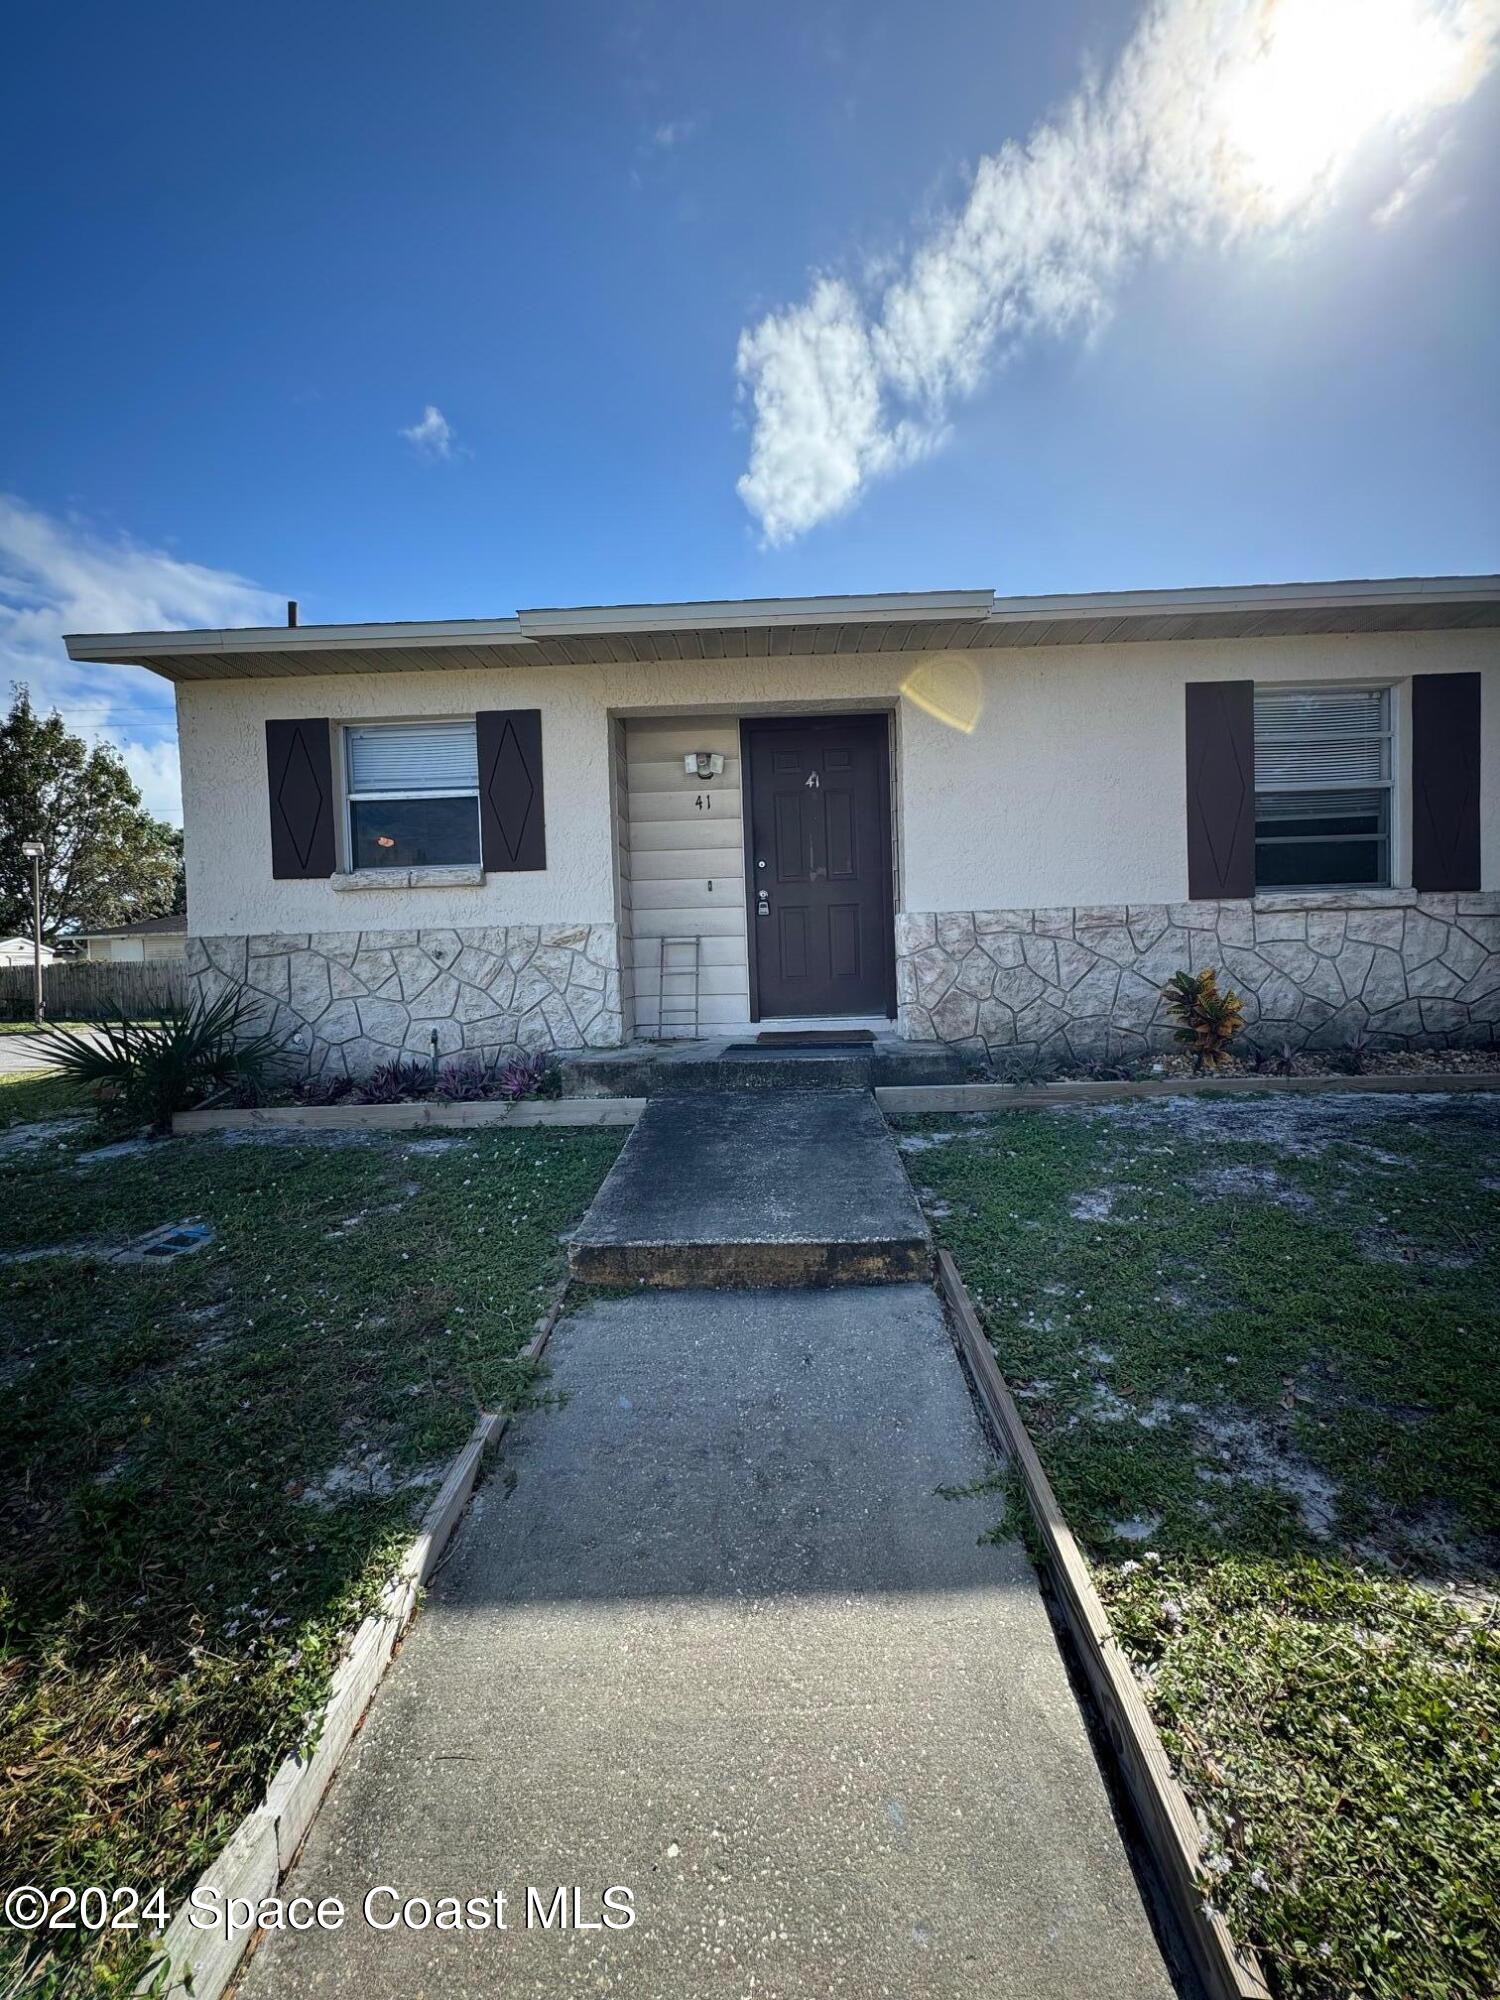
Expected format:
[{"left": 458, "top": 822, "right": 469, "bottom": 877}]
[{"left": 0, "top": 960, "right": 189, "bottom": 1021}]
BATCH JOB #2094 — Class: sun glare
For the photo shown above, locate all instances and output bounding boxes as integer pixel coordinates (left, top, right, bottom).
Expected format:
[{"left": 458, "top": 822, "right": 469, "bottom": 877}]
[{"left": 1220, "top": 0, "right": 1489, "bottom": 216}]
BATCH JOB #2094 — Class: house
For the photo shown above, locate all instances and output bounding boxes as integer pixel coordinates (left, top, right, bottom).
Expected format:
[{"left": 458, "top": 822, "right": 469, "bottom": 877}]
[
  {"left": 65, "top": 577, "right": 1498, "bottom": 1080},
  {"left": 0, "top": 936, "right": 58, "bottom": 967},
  {"left": 72, "top": 914, "right": 189, "bottom": 964}
]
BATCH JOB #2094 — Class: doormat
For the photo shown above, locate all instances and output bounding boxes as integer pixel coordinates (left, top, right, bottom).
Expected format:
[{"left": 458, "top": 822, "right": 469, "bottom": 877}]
[{"left": 751, "top": 1029, "right": 876, "bottom": 1047}]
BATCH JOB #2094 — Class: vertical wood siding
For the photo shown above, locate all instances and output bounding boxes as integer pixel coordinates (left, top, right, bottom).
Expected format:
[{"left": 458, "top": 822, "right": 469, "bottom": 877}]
[{"left": 623, "top": 718, "right": 750, "bottom": 1033}]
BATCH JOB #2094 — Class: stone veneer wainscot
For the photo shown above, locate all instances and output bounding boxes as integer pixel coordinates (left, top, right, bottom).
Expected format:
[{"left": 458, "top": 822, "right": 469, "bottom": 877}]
[
  {"left": 896, "top": 892, "right": 1500, "bottom": 1075},
  {"left": 187, "top": 923, "right": 622, "bottom": 1079}
]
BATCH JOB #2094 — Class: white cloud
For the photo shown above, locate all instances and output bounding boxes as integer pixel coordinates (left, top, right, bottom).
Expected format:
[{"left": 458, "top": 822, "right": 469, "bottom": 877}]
[
  {"left": 648, "top": 117, "right": 698, "bottom": 151},
  {"left": 0, "top": 494, "right": 281, "bottom": 827},
  {"left": 736, "top": 0, "right": 1500, "bottom": 543},
  {"left": 400, "top": 404, "right": 461, "bottom": 460}
]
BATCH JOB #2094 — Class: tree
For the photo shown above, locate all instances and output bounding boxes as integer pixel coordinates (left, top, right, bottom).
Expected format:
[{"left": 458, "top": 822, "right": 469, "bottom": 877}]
[{"left": 0, "top": 686, "right": 181, "bottom": 943}]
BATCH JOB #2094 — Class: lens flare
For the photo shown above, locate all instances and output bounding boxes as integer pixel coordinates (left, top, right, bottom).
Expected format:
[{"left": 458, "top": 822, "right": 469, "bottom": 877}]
[
  {"left": 1219, "top": 0, "right": 1493, "bottom": 218},
  {"left": 900, "top": 656, "right": 983, "bottom": 734}
]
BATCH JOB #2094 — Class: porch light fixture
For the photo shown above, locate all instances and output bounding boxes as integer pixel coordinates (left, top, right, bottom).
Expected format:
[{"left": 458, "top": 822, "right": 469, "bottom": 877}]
[{"left": 684, "top": 751, "right": 725, "bottom": 779}]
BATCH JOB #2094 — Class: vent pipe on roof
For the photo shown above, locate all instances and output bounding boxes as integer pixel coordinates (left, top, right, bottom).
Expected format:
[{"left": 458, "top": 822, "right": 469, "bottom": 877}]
[{"left": 287, "top": 600, "right": 298, "bottom": 628}]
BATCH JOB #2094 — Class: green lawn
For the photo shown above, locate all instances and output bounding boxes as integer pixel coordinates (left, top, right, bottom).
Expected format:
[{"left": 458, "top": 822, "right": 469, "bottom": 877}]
[
  {"left": 0, "top": 1070, "right": 85, "bottom": 1128},
  {"left": 0, "top": 1119, "right": 621, "bottom": 1997},
  {"left": 903, "top": 1092, "right": 1500, "bottom": 2000}
]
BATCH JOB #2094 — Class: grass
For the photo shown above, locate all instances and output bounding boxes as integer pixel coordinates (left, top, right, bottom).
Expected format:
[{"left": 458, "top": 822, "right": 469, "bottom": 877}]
[
  {"left": 0, "top": 1070, "right": 85, "bottom": 1128},
  {"left": 0, "top": 1119, "right": 621, "bottom": 1997},
  {"left": 902, "top": 1093, "right": 1500, "bottom": 2000}
]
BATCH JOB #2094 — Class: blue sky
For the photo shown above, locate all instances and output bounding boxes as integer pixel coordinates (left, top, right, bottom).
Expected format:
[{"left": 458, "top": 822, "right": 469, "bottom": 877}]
[{"left": 3, "top": 0, "right": 1497, "bottom": 820}]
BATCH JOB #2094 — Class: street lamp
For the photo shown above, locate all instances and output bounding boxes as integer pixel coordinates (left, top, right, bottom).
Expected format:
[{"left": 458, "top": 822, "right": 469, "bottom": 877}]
[{"left": 20, "top": 841, "right": 43, "bottom": 1026}]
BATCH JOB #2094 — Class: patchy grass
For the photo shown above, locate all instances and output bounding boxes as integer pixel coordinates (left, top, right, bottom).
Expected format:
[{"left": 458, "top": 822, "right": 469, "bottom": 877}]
[
  {"left": 0, "top": 1122, "right": 620, "bottom": 1997},
  {"left": 0, "top": 1022, "right": 103, "bottom": 1036},
  {"left": 902, "top": 1092, "right": 1500, "bottom": 2000},
  {"left": 0, "top": 1070, "right": 86, "bottom": 1129}
]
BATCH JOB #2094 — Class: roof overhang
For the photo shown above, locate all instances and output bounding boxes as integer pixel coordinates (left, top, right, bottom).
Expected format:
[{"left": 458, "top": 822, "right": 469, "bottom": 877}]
[{"left": 65, "top": 576, "right": 1500, "bottom": 683}]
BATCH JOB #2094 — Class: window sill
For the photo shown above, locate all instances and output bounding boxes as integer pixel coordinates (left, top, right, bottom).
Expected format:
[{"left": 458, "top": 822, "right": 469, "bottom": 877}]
[
  {"left": 330, "top": 865, "right": 485, "bottom": 893},
  {"left": 1251, "top": 887, "right": 1409, "bottom": 912}
]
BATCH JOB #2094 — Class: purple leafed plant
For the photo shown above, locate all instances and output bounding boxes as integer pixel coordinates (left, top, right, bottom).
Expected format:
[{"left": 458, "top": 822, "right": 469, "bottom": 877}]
[
  {"left": 490, "top": 1050, "right": 550, "bottom": 1101},
  {"left": 354, "top": 1059, "right": 431, "bottom": 1105},
  {"left": 435, "top": 1057, "right": 489, "bottom": 1101},
  {"left": 294, "top": 1072, "right": 354, "bottom": 1106}
]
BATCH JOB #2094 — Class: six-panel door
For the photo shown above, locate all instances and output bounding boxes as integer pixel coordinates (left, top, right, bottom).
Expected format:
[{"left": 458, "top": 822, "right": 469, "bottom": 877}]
[{"left": 743, "top": 715, "right": 893, "bottom": 1019}]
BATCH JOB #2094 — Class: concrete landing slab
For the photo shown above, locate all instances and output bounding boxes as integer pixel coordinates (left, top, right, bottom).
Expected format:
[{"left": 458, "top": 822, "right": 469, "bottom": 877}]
[
  {"left": 239, "top": 1286, "right": 1176, "bottom": 2000},
  {"left": 568, "top": 1089, "right": 931, "bottom": 1286}
]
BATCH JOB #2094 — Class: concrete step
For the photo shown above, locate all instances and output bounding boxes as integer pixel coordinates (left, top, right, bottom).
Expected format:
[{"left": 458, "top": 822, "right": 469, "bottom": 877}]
[
  {"left": 568, "top": 1089, "right": 931, "bottom": 1288},
  {"left": 561, "top": 1039, "right": 969, "bottom": 1098}
]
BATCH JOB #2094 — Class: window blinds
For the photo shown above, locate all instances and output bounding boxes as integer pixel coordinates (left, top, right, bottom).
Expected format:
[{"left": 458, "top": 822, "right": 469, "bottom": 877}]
[
  {"left": 346, "top": 722, "right": 478, "bottom": 795},
  {"left": 1253, "top": 687, "right": 1390, "bottom": 790}
]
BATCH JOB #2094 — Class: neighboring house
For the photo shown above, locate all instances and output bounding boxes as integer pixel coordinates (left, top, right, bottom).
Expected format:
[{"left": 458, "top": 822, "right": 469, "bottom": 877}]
[
  {"left": 71, "top": 914, "right": 189, "bottom": 965},
  {"left": 0, "top": 936, "right": 58, "bottom": 966},
  {"left": 66, "top": 577, "right": 1499, "bottom": 1079}
]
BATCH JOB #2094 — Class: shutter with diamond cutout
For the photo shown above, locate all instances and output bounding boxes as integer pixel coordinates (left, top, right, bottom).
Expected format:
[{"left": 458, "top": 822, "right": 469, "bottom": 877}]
[
  {"left": 266, "top": 719, "right": 335, "bottom": 878},
  {"left": 475, "top": 710, "right": 546, "bottom": 871}
]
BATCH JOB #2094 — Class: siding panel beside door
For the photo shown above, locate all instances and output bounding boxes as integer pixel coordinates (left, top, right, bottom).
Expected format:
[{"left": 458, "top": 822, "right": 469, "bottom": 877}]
[
  {"left": 1411, "top": 673, "right": 1481, "bottom": 893},
  {"left": 1184, "top": 682, "right": 1255, "bottom": 899},
  {"left": 266, "top": 719, "right": 335, "bottom": 879},
  {"left": 476, "top": 710, "right": 546, "bottom": 870},
  {"left": 624, "top": 717, "right": 749, "bottom": 1034}
]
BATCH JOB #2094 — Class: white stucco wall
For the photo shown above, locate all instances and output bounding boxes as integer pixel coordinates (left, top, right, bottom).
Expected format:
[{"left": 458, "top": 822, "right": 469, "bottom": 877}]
[{"left": 178, "top": 628, "right": 1498, "bottom": 939}]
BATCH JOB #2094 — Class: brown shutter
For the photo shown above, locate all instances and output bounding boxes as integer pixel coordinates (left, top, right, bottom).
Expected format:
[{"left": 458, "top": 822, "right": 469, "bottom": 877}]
[
  {"left": 1412, "top": 673, "right": 1480, "bottom": 892},
  {"left": 1184, "top": 681, "right": 1255, "bottom": 899},
  {"left": 476, "top": 710, "right": 546, "bottom": 870},
  {"left": 265, "top": 719, "right": 335, "bottom": 879}
]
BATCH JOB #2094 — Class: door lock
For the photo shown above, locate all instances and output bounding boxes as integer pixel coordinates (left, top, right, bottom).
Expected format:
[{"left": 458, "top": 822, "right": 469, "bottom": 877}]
[{"left": 756, "top": 888, "right": 770, "bottom": 917}]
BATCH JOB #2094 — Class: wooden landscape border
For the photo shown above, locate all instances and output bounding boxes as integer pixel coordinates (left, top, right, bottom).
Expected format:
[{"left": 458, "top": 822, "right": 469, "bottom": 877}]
[
  {"left": 935, "top": 1247, "right": 1272, "bottom": 2000},
  {"left": 878, "top": 1068, "right": 1500, "bottom": 1116},
  {"left": 172, "top": 1096, "right": 645, "bottom": 1136},
  {"left": 138, "top": 1291, "right": 572, "bottom": 1999}
]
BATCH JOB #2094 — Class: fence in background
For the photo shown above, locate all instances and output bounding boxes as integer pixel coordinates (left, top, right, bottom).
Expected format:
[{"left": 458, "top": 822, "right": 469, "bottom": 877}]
[{"left": 0, "top": 960, "right": 188, "bottom": 1021}]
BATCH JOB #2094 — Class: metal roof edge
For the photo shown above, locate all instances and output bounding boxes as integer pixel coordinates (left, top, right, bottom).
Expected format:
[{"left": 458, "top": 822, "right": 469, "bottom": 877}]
[{"left": 62, "top": 575, "right": 1500, "bottom": 666}]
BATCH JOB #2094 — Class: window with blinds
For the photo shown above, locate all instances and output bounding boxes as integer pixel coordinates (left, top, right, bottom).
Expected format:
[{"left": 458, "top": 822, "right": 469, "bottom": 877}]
[
  {"left": 1253, "top": 686, "right": 1391, "bottom": 890},
  {"left": 344, "top": 721, "right": 480, "bottom": 870}
]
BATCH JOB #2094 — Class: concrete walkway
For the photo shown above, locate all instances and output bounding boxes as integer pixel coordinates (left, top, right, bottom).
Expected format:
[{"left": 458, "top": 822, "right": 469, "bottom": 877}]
[
  {"left": 569, "top": 1089, "right": 931, "bottom": 1286},
  {"left": 242, "top": 1285, "right": 1175, "bottom": 1999}
]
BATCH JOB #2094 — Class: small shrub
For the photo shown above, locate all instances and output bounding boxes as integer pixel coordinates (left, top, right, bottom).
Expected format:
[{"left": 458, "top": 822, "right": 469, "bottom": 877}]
[
  {"left": 354, "top": 1059, "right": 430, "bottom": 1105},
  {"left": 435, "top": 1057, "right": 489, "bottom": 1101},
  {"left": 1341, "top": 1025, "right": 1371, "bottom": 1075},
  {"left": 1161, "top": 968, "right": 1245, "bottom": 1073},
  {"left": 1272, "top": 1039, "right": 1298, "bottom": 1077},
  {"left": 534, "top": 1062, "right": 563, "bottom": 1100},
  {"left": 34, "top": 991, "right": 290, "bottom": 1133}
]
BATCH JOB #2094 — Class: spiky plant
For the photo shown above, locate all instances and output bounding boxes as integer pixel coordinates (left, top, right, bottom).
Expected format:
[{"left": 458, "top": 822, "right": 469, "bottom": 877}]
[
  {"left": 35, "top": 990, "right": 291, "bottom": 1133},
  {"left": 435, "top": 1057, "right": 489, "bottom": 1101},
  {"left": 1161, "top": 968, "right": 1245, "bottom": 1073}
]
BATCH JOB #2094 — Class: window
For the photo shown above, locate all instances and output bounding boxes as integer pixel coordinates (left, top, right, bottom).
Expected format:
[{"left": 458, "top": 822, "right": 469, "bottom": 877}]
[
  {"left": 1253, "top": 686, "right": 1391, "bottom": 890},
  {"left": 344, "top": 721, "right": 480, "bottom": 870}
]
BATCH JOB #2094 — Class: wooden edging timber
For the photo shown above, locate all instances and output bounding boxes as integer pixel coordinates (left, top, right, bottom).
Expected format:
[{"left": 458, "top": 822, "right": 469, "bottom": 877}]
[
  {"left": 934, "top": 1248, "right": 1271, "bottom": 2000},
  {"left": 138, "top": 1291, "right": 572, "bottom": 1999},
  {"left": 172, "top": 1097, "right": 646, "bottom": 1136},
  {"left": 877, "top": 1069, "right": 1500, "bottom": 1116}
]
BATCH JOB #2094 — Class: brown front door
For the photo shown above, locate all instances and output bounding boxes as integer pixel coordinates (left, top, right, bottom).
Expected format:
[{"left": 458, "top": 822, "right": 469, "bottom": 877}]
[{"left": 743, "top": 714, "right": 894, "bottom": 1020}]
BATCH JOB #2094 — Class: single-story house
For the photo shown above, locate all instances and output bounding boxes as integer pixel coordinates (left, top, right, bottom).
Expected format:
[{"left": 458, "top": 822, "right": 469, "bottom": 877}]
[
  {"left": 66, "top": 576, "right": 1498, "bottom": 1079},
  {"left": 0, "top": 936, "right": 58, "bottom": 967},
  {"left": 72, "top": 914, "right": 189, "bottom": 964}
]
